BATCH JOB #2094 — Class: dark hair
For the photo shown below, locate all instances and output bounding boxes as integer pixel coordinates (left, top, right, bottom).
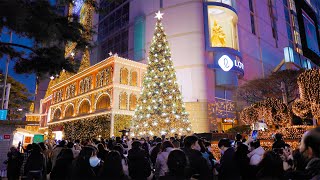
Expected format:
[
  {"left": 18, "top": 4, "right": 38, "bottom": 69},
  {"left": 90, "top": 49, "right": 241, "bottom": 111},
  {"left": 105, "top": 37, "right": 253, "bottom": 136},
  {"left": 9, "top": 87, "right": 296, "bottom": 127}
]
[
  {"left": 59, "top": 140, "right": 66, "bottom": 147},
  {"left": 236, "top": 133, "right": 242, "bottom": 141},
  {"left": 113, "top": 144, "right": 125, "bottom": 158},
  {"left": 218, "top": 138, "right": 231, "bottom": 148},
  {"left": 250, "top": 140, "right": 261, "bottom": 149},
  {"left": 38, "top": 142, "right": 46, "bottom": 151},
  {"left": 183, "top": 136, "right": 198, "bottom": 149},
  {"left": 131, "top": 141, "right": 142, "bottom": 149},
  {"left": 67, "top": 142, "right": 74, "bottom": 149},
  {"left": 99, "top": 151, "right": 125, "bottom": 178},
  {"left": 58, "top": 148, "right": 74, "bottom": 161},
  {"left": 97, "top": 143, "right": 105, "bottom": 153},
  {"left": 155, "top": 137, "right": 162, "bottom": 143},
  {"left": 204, "top": 141, "right": 211, "bottom": 148},
  {"left": 172, "top": 140, "right": 180, "bottom": 148},
  {"left": 257, "top": 151, "right": 284, "bottom": 179},
  {"left": 284, "top": 143, "right": 290, "bottom": 149},
  {"left": 198, "top": 139, "right": 206, "bottom": 153},
  {"left": 75, "top": 139, "right": 80, "bottom": 144},
  {"left": 26, "top": 144, "right": 33, "bottom": 151},
  {"left": 161, "top": 141, "right": 174, "bottom": 152},
  {"left": 303, "top": 127, "right": 320, "bottom": 158},
  {"left": 167, "top": 149, "right": 187, "bottom": 177},
  {"left": 275, "top": 133, "right": 283, "bottom": 141},
  {"left": 32, "top": 143, "right": 42, "bottom": 153}
]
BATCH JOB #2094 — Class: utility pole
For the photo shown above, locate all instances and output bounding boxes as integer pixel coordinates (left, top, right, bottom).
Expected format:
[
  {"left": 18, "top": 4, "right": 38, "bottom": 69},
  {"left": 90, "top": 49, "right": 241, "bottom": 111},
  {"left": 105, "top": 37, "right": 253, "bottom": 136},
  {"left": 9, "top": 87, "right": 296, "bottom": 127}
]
[{"left": 1, "top": 31, "right": 12, "bottom": 109}]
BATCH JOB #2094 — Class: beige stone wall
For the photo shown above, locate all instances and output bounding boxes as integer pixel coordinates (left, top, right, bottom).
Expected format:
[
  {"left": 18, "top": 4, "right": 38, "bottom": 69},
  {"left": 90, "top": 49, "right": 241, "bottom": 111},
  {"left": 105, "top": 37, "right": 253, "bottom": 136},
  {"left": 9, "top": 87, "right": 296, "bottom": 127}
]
[{"left": 185, "top": 102, "right": 210, "bottom": 133}]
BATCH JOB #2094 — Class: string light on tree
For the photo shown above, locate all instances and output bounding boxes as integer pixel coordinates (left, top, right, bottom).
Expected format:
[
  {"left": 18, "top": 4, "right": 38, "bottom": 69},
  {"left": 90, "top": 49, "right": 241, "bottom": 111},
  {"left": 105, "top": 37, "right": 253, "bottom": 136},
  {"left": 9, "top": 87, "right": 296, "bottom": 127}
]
[{"left": 131, "top": 10, "right": 191, "bottom": 137}]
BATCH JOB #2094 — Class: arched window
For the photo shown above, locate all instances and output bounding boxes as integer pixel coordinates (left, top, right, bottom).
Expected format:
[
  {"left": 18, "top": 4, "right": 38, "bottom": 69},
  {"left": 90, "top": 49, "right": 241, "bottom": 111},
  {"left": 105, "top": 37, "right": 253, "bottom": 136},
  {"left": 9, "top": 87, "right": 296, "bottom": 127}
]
[
  {"left": 53, "top": 108, "right": 61, "bottom": 120},
  {"left": 130, "top": 71, "right": 138, "bottom": 86},
  {"left": 96, "top": 95, "right": 111, "bottom": 110},
  {"left": 129, "top": 94, "right": 137, "bottom": 111},
  {"left": 120, "top": 68, "right": 129, "bottom": 85},
  {"left": 79, "top": 100, "right": 90, "bottom": 114},
  {"left": 65, "top": 105, "right": 74, "bottom": 118},
  {"left": 119, "top": 92, "right": 127, "bottom": 110}
]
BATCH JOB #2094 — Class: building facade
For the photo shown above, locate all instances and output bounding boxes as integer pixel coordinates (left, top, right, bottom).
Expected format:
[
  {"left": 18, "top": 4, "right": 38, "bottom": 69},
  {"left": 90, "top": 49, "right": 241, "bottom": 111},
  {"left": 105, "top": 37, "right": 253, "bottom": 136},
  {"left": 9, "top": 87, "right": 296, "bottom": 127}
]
[
  {"left": 93, "top": 0, "right": 320, "bottom": 133},
  {"left": 37, "top": 56, "right": 146, "bottom": 139}
]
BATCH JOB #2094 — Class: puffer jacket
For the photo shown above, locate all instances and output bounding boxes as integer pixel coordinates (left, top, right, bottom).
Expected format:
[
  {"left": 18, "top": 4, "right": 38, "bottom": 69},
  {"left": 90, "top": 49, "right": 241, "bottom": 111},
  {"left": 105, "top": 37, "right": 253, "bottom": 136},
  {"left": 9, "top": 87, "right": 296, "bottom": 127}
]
[
  {"left": 247, "top": 146, "right": 265, "bottom": 166},
  {"left": 155, "top": 147, "right": 174, "bottom": 178}
]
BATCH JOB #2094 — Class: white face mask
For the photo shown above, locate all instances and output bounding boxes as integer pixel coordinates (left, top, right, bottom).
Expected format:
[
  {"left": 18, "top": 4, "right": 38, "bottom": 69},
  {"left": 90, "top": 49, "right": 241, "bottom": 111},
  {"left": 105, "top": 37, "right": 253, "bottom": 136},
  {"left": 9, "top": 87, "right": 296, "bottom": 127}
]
[
  {"left": 220, "top": 149, "right": 224, "bottom": 155},
  {"left": 89, "top": 156, "right": 101, "bottom": 167},
  {"left": 207, "top": 147, "right": 212, "bottom": 152}
]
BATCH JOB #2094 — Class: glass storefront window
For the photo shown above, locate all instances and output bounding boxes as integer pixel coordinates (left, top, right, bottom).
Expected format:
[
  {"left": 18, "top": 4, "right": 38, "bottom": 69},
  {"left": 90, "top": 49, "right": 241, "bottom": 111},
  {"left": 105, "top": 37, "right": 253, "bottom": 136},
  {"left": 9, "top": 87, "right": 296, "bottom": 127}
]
[{"left": 206, "top": 6, "right": 238, "bottom": 49}]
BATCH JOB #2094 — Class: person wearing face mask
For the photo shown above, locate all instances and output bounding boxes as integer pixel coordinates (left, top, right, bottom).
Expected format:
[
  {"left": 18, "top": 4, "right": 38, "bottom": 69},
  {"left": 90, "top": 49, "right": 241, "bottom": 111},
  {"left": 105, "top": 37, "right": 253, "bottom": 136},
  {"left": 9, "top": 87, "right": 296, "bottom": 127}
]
[
  {"left": 216, "top": 138, "right": 241, "bottom": 180},
  {"left": 182, "top": 135, "right": 211, "bottom": 180},
  {"left": 71, "top": 146, "right": 101, "bottom": 179}
]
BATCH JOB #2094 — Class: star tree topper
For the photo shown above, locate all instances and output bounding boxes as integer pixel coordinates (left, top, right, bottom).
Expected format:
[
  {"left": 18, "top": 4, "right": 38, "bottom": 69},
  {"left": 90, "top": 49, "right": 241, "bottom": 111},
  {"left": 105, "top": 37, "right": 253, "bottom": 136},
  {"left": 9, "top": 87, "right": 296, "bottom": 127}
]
[{"left": 155, "top": 10, "right": 164, "bottom": 20}]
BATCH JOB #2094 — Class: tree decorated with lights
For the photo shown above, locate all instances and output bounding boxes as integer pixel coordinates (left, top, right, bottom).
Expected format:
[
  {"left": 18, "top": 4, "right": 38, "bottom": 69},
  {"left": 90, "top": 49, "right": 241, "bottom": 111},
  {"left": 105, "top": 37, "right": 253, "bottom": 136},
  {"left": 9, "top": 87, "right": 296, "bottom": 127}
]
[{"left": 131, "top": 11, "right": 191, "bottom": 137}]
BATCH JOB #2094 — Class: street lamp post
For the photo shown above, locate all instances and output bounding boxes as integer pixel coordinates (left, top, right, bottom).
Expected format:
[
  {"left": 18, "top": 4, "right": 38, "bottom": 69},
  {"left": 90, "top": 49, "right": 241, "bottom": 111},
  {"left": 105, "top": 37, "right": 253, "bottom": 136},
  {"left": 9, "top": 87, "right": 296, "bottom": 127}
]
[{"left": 1, "top": 31, "right": 12, "bottom": 110}]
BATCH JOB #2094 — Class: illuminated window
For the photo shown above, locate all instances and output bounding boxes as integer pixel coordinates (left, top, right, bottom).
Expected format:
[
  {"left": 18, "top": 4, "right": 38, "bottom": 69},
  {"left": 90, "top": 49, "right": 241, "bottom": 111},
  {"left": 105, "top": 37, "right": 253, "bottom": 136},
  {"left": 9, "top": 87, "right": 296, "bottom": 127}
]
[
  {"left": 96, "top": 95, "right": 111, "bottom": 110},
  {"left": 119, "top": 92, "right": 127, "bottom": 110},
  {"left": 65, "top": 105, "right": 74, "bottom": 118},
  {"left": 120, "top": 68, "right": 129, "bottom": 85},
  {"left": 129, "top": 94, "right": 137, "bottom": 111},
  {"left": 79, "top": 100, "right": 90, "bottom": 114},
  {"left": 206, "top": 6, "right": 238, "bottom": 49},
  {"left": 130, "top": 71, "right": 138, "bottom": 86},
  {"left": 53, "top": 109, "right": 61, "bottom": 120}
]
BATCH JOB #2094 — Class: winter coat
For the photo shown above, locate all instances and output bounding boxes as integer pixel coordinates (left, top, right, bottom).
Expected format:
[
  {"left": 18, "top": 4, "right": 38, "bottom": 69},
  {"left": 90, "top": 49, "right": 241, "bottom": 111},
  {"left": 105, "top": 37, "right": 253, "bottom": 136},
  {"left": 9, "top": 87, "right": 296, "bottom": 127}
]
[
  {"left": 71, "top": 158, "right": 97, "bottom": 180},
  {"left": 7, "top": 150, "right": 22, "bottom": 179},
  {"left": 248, "top": 146, "right": 265, "bottom": 166},
  {"left": 128, "top": 148, "right": 151, "bottom": 179},
  {"left": 306, "top": 158, "right": 320, "bottom": 180},
  {"left": 155, "top": 147, "right": 174, "bottom": 178},
  {"left": 24, "top": 152, "right": 46, "bottom": 176},
  {"left": 51, "top": 146, "right": 63, "bottom": 170},
  {"left": 50, "top": 158, "right": 73, "bottom": 180},
  {"left": 216, "top": 148, "right": 241, "bottom": 180},
  {"left": 182, "top": 148, "right": 211, "bottom": 180}
]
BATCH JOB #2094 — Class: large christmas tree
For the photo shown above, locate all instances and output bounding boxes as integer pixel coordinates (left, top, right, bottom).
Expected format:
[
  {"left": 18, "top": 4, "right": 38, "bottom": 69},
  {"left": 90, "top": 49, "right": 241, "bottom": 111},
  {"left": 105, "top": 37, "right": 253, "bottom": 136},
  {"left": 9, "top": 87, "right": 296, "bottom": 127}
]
[{"left": 131, "top": 11, "right": 192, "bottom": 137}]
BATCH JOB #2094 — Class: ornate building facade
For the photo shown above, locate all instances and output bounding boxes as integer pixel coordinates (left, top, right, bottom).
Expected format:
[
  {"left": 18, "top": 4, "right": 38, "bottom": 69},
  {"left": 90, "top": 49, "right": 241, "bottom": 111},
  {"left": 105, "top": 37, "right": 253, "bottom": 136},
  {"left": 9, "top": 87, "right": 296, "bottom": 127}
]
[{"left": 37, "top": 56, "right": 146, "bottom": 139}]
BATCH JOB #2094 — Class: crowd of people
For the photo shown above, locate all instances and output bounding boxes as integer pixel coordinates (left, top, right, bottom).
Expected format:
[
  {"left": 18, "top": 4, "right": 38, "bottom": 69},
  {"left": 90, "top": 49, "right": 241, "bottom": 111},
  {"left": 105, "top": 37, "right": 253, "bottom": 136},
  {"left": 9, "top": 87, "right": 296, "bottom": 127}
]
[{"left": 4, "top": 126, "right": 320, "bottom": 180}]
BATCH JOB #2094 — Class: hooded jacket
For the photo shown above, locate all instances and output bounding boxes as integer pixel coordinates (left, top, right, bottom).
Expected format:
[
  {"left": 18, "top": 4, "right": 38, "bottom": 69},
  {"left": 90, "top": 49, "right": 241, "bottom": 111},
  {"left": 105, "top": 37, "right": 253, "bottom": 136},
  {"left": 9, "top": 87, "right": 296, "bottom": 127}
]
[{"left": 247, "top": 146, "right": 265, "bottom": 166}]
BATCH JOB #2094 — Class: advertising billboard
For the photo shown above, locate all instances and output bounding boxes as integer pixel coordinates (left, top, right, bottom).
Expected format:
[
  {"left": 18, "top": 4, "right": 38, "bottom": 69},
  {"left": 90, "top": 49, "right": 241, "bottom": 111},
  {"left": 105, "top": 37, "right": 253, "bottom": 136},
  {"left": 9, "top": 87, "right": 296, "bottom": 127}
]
[
  {"left": 302, "top": 10, "right": 320, "bottom": 55},
  {"left": 0, "top": 110, "right": 8, "bottom": 120}
]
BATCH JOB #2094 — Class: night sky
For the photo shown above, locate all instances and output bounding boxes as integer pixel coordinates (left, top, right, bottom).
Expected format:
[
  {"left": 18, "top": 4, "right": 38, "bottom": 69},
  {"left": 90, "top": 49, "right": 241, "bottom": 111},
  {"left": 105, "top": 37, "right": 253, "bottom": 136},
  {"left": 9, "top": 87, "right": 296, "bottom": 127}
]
[{"left": 0, "top": 30, "right": 36, "bottom": 95}]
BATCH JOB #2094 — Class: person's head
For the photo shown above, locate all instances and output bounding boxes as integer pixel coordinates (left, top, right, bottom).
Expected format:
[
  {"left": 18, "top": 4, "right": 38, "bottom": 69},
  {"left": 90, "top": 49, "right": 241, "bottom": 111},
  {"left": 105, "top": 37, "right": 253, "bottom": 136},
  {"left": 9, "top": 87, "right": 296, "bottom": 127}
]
[
  {"left": 32, "top": 143, "right": 42, "bottom": 154},
  {"left": 258, "top": 151, "right": 284, "bottom": 178},
  {"left": 100, "top": 151, "right": 124, "bottom": 177},
  {"left": 275, "top": 133, "right": 283, "bottom": 141},
  {"left": 235, "top": 133, "right": 242, "bottom": 141},
  {"left": 78, "top": 146, "right": 95, "bottom": 161},
  {"left": 204, "top": 141, "right": 212, "bottom": 152},
  {"left": 172, "top": 139, "right": 180, "bottom": 148},
  {"left": 299, "top": 127, "right": 320, "bottom": 159},
  {"left": 170, "top": 137, "right": 175, "bottom": 142},
  {"left": 249, "top": 140, "right": 261, "bottom": 151},
  {"left": 58, "top": 148, "right": 74, "bottom": 161},
  {"left": 75, "top": 139, "right": 80, "bottom": 144},
  {"left": 218, "top": 138, "right": 231, "bottom": 153},
  {"left": 113, "top": 144, "right": 124, "bottom": 157},
  {"left": 197, "top": 139, "right": 206, "bottom": 153},
  {"left": 67, "top": 142, "right": 74, "bottom": 149},
  {"left": 155, "top": 137, "right": 162, "bottom": 143},
  {"left": 167, "top": 149, "right": 187, "bottom": 177},
  {"left": 116, "top": 137, "right": 121, "bottom": 142},
  {"left": 183, "top": 136, "right": 200, "bottom": 151},
  {"left": 161, "top": 141, "right": 174, "bottom": 152},
  {"left": 97, "top": 143, "right": 105, "bottom": 152},
  {"left": 38, "top": 142, "right": 47, "bottom": 151},
  {"left": 236, "top": 143, "right": 249, "bottom": 156},
  {"left": 283, "top": 143, "right": 291, "bottom": 158},
  {"left": 26, "top": 144, "right": 33, "bottom": 151},
  {"left": 131, "top": 141, "right": 142, "bottom": 149},
  {"left": 59, "top": 140, "right": 66, "bottom": 147}
]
